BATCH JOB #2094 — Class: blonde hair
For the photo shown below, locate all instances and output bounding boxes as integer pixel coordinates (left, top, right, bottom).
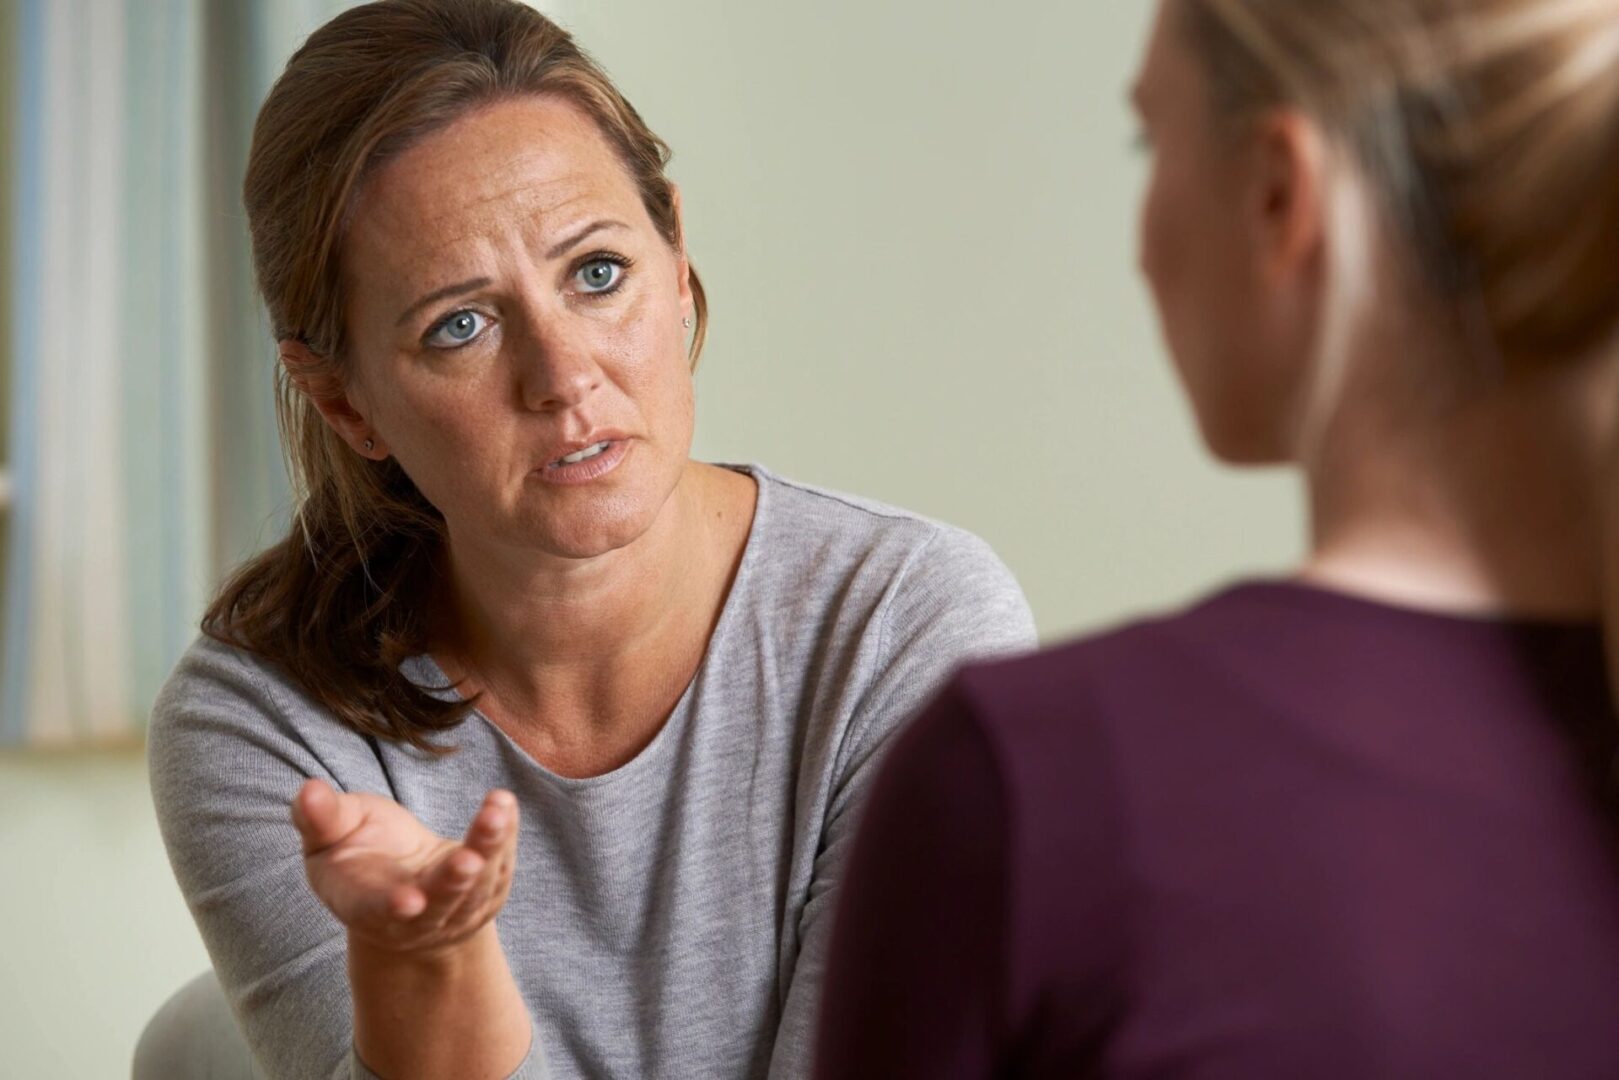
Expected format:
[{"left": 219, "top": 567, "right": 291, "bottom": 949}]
[
  {"left": 206, "top": 0, "right": 706, "bottom": 749},
  {"left": 1182, "top": 2, "right": 1619, "bottom": 781},
  {"left": 1181, "top": 0, "right": 1619, "bottom": 365}
]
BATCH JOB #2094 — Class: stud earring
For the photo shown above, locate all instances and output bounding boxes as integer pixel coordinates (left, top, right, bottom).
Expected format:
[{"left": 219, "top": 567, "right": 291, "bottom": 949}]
[
  {"left": 363, "top": 438, "right": 375, "bottom": 452},
  {"left": 682, "top": 316, "right": 692, "bottom": 329}
]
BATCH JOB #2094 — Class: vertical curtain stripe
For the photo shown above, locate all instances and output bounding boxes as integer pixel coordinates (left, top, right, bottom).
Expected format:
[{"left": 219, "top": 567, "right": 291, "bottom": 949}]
[
  {"left": 2, "top": 0, "right": 210, "bottom": 746},
  {"left": 0, "top": 0, "right": 47, "bottom": 745},
  {"left": 122, "top": 0, "right": 172, "bottom": 715},
  {"left": 26, "top": 0, "right": 134, "bottom": 742},
  {"left": 161, "top": 0, "right": 211, "bottom": 708},
  {"left": 121, "top": 0, "right": 213, "bottom": 720},
  {"left": 76, "top": 0, "right": 134, "bottom": 741}
]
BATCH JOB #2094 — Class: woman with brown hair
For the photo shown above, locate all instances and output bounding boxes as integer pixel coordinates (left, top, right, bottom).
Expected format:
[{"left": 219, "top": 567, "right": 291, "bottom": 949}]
[
  {"left": 144, "top": 2, "right": 1034, "bottom": 1078},
  {"left": 818, "top": 0, "right": 1619, "bottom": 1076}
]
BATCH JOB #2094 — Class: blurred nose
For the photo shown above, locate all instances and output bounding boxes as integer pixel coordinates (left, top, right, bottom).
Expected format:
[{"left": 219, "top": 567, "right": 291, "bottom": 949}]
[{"left": 515, "top": 312, "right": 604, "bottom": 412}]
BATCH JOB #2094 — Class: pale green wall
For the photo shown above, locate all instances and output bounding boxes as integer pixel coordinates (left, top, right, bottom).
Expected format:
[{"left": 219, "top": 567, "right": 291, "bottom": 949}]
[
  {"left": 562, "top": 0, "right": 1301, "bottom": 638},
  {"left": 0, "top": 753, "right": 209, "bottom": 1078},
  {"left": 0, "top": 1, "right": 1302, "bottom": 1075}
]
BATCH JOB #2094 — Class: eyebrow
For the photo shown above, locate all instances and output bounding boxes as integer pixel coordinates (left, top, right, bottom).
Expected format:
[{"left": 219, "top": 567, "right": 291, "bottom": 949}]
[
  {"left": 545, "top": 218, "right": 629, "bottom": 259},
  {"left": 393, "top": 219, "right": 632, "bottom": 328},
  {"left": 396, "top": 277, "right": 492, "bottom": 328}
]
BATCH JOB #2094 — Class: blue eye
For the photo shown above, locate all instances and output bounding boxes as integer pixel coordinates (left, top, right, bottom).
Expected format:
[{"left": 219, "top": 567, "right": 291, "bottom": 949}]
[
  {"left": 576, "top": 258, "right": 624, "bottom": 294},
  {"left": 425, "top": 309, "right": 488, "bottom": 349}
]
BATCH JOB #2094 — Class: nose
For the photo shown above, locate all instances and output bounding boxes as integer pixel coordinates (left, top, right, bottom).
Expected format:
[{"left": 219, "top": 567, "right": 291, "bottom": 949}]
[{"left": 515, "top": 313, "right": 604, "bottom": 412}]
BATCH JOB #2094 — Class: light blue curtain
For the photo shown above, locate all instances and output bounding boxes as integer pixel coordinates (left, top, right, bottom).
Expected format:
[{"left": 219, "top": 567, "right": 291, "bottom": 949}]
[{"left": 1, "top": 0, "right": 357, "bottom": 746}]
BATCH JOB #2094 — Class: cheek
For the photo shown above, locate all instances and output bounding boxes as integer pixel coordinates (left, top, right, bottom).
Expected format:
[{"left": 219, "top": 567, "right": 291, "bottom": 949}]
[
  {"left": 1138, "top": 161, "right": 1173, "bottom": 301},
  {"left": 349, "top": 350, "right": 523, "bottom": 527},
  {"left": 374, "top": 364, "right": 498, "bottom": 457},
  {"left": 1141, "top": 152, "right": 1212, "bottom": 384},
  {"left": 1139, "top": 161, "right": 1178, "bottom": 312},
  {"left": 603, "top": 280, "right": 697, "bottom": 446},
  {"left": 1139, "top": 154, "right": 1293, "bottom": 461}
]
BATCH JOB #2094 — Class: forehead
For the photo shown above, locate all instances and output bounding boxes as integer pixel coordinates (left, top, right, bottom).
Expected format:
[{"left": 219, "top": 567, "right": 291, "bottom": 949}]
[
  {"left": 346, "top": 95, "right": 645, "bottom": 266},
  {"left": 1139, "top": 0, "right": 1204, "bottom": 96}
]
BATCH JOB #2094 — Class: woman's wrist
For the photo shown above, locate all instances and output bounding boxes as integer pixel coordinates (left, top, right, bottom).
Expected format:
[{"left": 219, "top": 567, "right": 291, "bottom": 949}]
[
  {"left": 350, "top": 923, "right": 531, "bottom": 1079},
  {"left": 349, "top": 919, "right": 506, "bottom": 981}
]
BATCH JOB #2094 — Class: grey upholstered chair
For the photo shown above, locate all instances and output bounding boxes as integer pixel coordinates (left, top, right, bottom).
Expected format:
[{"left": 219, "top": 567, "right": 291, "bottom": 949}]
[{"left": 133, "top": 971, "right": 257, "bottom": 1080}]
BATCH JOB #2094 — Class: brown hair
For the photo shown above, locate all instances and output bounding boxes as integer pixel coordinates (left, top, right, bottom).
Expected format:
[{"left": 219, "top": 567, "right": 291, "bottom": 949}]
[
  {"left": 1179, "top": 0, "right": 1619, "bottom": 365},
  {"left": 205, "top": 0, "right": 707, "bottom": 749}
]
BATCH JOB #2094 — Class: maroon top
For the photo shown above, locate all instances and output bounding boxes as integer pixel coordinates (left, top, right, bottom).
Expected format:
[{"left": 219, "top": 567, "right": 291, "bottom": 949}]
[{"left": 817, "top": 581, "right": 1619, "bottom": 1079}]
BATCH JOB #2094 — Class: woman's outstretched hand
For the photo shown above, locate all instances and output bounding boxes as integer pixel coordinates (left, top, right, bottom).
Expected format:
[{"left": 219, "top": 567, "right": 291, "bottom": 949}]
[{"left": 290, "top": 779, "right": 519, "bottom": 955}]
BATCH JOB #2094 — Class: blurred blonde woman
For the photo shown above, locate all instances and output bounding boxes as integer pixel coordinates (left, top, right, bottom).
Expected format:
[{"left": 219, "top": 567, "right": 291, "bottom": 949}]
[
  {"left": 819, "top": 1, "right": 1619, "bottom": 1076},
  {"left": 144, "top": 2, "right": 1033, "bottom": 1078}
]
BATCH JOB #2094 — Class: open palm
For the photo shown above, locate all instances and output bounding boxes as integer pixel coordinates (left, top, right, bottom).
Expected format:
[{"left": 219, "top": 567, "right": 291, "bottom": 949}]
[{"left": 290, "top": 779, "right": 519, "bottom": 955}]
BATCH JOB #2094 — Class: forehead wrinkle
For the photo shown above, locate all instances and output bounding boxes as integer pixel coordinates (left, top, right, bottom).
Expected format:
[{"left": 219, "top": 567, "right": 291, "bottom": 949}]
[
  {"left": 345, "top": 96, "right": 651, "bottom": 313},
  {"left": 373, "top": 115, "right": 628, "bottom": 233},
  {"left": 388, "top": 186, "right": 613, "bottom": 301},
  {"left": 382, "top": 167, "right": 568, "bottom": 243}
]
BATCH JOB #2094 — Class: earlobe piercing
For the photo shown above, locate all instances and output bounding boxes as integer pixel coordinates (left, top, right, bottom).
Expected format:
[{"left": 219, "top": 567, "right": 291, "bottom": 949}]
[
  {"left": 682, "top": 316, "right": 692, "bottom": 329},
  {"left": 363, "top": 438, "right": 375, "bottom": 452}
]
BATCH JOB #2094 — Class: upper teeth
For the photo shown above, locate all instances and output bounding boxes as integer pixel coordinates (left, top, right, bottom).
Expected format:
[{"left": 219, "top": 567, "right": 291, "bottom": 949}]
[{"left": 557, "top": 441, "right": 610, "bottom": 466}]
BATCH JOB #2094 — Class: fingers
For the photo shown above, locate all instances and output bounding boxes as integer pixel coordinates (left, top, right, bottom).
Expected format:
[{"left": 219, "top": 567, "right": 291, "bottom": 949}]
[
  {"left": 290, "top": 778, "right": 362, "bottom": 856},
  {"left": 477, "top": 791, "right": 520, "bottom": 909},
  {"left": 454, "top": 791, "right": 520, "bottom": 920},
  {"left": 384, "top": 878, "right": 434, "bottom": 922},
  {"left": 384, "top": 843, "right": 478, "bottom": 933},
  {"left": 459, "top": 790, "right": 521, "bottom": 906},
  {"left": 451, "top": 791, "right": 520, "bottom": 920},
  {"left": 307, "top": 786, "right": 522, "bottom": 953},
  {"left": 406, "top": 792, "right": 519, "bottom": 936},
  {"left": 464, "top": 790, "right": 519, "bottom": 857},
  {"left": 329, "top": 837, "right": 480, "bottom": 934}
]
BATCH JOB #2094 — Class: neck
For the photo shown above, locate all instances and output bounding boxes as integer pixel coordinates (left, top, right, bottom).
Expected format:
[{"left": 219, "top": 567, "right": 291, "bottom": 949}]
[
  {"left": 1301, "top": 348, "right": 1617, "bottom": 621},
  {"left": 433, "top": 461, "right": 729, "bottom": 711}
]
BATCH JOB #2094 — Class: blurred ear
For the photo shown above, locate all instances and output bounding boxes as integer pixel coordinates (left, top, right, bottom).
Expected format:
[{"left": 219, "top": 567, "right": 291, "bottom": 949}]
[
  {"left": 1246, "top": 107, "right": 1330, "bottom": 288},
  {"left": 279, "top": 340, "right": 389, "bottom": 460},
  {"left": 667, "top": 182, "right": 694, "bottom": 317}
]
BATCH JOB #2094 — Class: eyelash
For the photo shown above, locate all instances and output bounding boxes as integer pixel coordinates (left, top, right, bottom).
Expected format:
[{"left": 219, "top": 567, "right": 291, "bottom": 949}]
[
  {"left": 419, "top": 251, "right": 636, "bottom": 350},
  {"left": 576, "top": 250, "right": 633, "bottom": 296},
  {"left": 422, "top": 308, "right": 493, "bottom": 351}
]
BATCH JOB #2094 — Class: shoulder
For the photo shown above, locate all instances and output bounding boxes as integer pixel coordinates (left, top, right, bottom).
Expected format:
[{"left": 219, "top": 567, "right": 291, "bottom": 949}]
[
  {"left": 749, "top": 464, "right": 962, "bottom": 561},
  {"left": 151, "top": 633, "right": 332, "bottom": 745},
  {"left": 955, "top": 582, "right": 1272, "bottom": 714},
  {"left": 743, "top": 465, "right": 1036, "bottom": 649},
  {"left": 937, "top": 582, "right": 1290, "bottom": 794},
  {"left": 148, "top": 634, "right": 383, "bottom": 811},
  {"left": 153, "top": 632, "right": 296, "bottom": 720}
]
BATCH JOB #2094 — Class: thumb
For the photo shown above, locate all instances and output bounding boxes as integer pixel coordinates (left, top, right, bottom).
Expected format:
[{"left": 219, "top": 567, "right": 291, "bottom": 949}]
[{"left": 290, "top": 778, "right": 361, "bottom": 855}]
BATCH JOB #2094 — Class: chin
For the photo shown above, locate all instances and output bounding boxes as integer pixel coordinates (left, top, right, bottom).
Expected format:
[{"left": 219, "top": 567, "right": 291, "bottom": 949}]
[
  {"left": 522, "top": 486, "right": 668, "bottom": 560},
  {"left": 1194, "top": 411, "right": 1292, "bottom": 467}
]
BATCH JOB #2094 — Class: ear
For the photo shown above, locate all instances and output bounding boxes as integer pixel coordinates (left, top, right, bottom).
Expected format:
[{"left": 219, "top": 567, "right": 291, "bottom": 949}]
[
  {"left": 668, "top": 182, "right": 694, "bottom": 318},
  {"left": 1246, "top": 108, "right": 1330, "bottom": 288},
  {"left": 279, "top": 339, "right": 390, "bottom": 460}
]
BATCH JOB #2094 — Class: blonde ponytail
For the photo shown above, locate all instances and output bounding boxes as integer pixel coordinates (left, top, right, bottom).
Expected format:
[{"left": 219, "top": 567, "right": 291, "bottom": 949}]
[{"left": 1184, "top": 0, "right": 1619, "bottom": 365}]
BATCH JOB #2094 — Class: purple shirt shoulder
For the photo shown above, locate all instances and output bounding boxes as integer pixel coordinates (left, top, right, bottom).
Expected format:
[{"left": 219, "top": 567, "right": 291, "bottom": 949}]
[{"left": 819, "top": 581, "right": 1619, "bottom": 1079}]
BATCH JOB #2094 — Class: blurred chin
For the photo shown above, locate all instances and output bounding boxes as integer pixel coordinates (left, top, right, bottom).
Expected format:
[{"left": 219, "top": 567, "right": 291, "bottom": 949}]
[
  {"left": 1167, "top": 340, "right": 1294, "bottom": 466},
  {"left": 1193, "top": 406, "right": 1291, "bottom": 466}
]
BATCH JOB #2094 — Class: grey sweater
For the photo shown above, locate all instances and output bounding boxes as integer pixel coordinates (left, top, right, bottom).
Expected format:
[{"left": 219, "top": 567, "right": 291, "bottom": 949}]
[{"left": 149, "top": 465, "right": 1037, "bottom": 1080}]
